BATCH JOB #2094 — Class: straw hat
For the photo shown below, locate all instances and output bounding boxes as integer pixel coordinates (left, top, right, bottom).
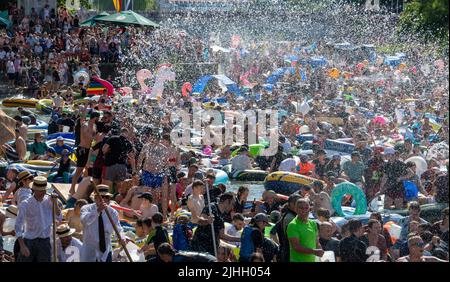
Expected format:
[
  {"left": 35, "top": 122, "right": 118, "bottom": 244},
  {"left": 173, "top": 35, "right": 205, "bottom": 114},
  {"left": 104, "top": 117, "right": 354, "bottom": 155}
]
[
  {"left": 17, "top": 171, "right": 33, "bottom": 184},
  {"left": 5, "top": 205, "right": 18, "bottom": 218},
  {"left": 56, "top": 224, "right": 76, "bottom": 238},
  {"left": 96, "top": 184, "right": 113, "bottom": 198},
  {"left": 31, "top": 176, "right": 50, "bottom": 191}
]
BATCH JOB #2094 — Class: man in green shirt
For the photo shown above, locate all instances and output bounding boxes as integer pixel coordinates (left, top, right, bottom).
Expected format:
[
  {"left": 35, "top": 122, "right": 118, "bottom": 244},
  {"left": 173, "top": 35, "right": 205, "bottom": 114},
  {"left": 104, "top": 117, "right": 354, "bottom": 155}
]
[
  {"left": 27, "top": 133, "right": 49, "bottom": 159},
  {"left": 287, "top": 199, "right": 324, "bottom": 262}
]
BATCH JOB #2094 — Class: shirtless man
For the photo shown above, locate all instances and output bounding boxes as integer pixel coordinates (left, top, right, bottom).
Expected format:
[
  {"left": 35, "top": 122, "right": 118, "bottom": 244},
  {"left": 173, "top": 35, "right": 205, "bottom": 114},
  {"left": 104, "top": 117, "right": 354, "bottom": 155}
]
[
  {"left": 14, "top": 116, "right": 28, "bottom": 141},
  {"left": 120, "top": 186, "right": 152, "bottom": 217},
  {"left": 66, "top": 169, "right": 94, "bottom": 208},
  {"left": 161, "top": 133, "right": 181, "bottom": 220},
  {"left": 397, "top": 235, "right": 448, "bottom": 262},
  {"left": 69, "top": 111, "right": 100, "bottom": 195},
  {"left": 1, "top": 129, "right": 26, "bottom": 162},
  {"left": 136, "top": 131, "right": 168, "bottom": 207}
]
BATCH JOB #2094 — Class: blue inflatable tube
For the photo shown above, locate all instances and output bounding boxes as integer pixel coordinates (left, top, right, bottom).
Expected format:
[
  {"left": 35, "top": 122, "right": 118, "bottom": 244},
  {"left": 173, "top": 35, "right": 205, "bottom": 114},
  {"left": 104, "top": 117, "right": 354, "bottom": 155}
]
[
  {"left": 213, "top": 168, "right": 229, "bottom": 185},
  {"left": 47, "top": 132, "right": 75, "bottom": 141},
  {"left": 28, "top": 120, "right": 49, "bottom": 130},
  {"left": 296, "top": 134, "right": 314, "bottom": 143},
  {"left": 331, "top": 182, "right": 367, "bottom": 216}
]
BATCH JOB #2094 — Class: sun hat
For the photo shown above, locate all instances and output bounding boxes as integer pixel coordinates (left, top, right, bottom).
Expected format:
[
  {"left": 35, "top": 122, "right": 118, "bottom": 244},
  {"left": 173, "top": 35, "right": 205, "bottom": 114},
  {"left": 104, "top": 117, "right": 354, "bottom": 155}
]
[
  {"left": 5, "top": 205, "right": 18, "bottom": 219},
  {"left": 31, "top": 176, "right": 50, "bottom": 191},
  {"left": 17, "top": 170, "right": 33, "bottom": 183},
  {"left": 96, "top": 184, "right": 113, "bottom": 197},
  {"left": 56, "top": 224, "right": 76, "bottom": 238}
]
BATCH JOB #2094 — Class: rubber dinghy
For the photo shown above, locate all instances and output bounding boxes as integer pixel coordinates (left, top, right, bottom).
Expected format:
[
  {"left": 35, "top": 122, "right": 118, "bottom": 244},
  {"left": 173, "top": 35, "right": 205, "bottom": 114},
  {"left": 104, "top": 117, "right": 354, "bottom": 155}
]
[
  {"left": 221, "top": 164, "right": 268, "bottom": 182},
  {"left": 264, "top": 171, "right": 325, "bottom": 196}
]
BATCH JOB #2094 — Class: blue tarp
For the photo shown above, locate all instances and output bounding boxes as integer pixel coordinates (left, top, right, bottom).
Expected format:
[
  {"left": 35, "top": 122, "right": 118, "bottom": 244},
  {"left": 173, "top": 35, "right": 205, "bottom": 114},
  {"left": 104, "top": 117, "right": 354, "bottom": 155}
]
[
  {"left": 266, "top": 67, "right": 296, "bottom": 85},
  {"left": 192, "top": 75, "right": 241, "bottom": 95},
  {"left": 384, "top": 55, "right": 402, "bottom": 67},
  {"left": 309, "top": 56, "right": 328, "bottom": 67}
]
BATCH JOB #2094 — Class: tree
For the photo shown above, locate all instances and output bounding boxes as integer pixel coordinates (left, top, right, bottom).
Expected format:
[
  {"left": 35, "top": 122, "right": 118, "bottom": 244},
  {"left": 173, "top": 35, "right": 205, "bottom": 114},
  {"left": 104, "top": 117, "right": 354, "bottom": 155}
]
[{"left": 399, "top": 0, "right": 449, "bottom": 45}]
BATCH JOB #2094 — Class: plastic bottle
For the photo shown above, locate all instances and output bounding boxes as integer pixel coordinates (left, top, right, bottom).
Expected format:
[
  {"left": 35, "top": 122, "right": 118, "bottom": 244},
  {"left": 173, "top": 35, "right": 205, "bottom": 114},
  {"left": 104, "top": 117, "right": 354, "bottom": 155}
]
[{"left": 251, "top": 198, "right": 257, "bottom": 213}]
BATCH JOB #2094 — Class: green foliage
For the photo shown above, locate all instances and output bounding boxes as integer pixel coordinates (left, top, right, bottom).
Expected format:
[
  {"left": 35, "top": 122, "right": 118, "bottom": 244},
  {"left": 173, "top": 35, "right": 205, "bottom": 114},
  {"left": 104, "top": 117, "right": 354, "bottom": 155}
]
[{"left": 399, "top": 0, "right": 449, "bottom": 45}]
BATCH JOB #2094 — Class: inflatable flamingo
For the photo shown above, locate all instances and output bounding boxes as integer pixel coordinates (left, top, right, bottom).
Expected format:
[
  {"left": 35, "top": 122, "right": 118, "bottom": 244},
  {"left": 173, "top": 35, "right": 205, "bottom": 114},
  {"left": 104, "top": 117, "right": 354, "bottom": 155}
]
[
  {"left": 136, "top": 69, "right": 153, "bottom": 94},
  {"left": 150, "top": 65, "right": 176, "bottom": 99}
]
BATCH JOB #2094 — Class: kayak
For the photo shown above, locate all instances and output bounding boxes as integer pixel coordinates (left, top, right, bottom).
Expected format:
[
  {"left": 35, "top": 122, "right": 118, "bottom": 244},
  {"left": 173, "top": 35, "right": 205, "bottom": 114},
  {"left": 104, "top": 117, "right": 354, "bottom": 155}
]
[
  {"left": 2, "top": 98, "right": 38, "bottom": 108},
  {"left": 264, "top": 171, "right": 325, "bottom": 196}
]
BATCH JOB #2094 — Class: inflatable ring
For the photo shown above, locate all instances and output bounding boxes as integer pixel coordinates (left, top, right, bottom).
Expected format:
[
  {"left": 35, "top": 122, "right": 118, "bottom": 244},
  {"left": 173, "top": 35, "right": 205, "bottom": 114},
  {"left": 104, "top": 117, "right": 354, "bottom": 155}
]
[{"left": 331, "top": 182, "right": 367, "bottom": 216}]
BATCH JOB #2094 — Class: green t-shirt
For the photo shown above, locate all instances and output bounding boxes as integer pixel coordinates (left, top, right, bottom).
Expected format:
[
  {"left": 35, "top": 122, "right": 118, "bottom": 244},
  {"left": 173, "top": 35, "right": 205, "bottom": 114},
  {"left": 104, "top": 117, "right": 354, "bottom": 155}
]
[
  {"left": 27, "top": 142, "right": 49, "bottom": 155},
  {"left": 286, "top": 217, "right": 318, "bottom": 262}
]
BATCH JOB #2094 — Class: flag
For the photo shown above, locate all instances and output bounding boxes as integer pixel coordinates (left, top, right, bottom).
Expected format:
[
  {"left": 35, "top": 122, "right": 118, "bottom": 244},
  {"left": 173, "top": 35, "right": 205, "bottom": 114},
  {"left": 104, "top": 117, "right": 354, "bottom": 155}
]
[{"left": 113, "top": 0, "right": 122, "bottom": 12}]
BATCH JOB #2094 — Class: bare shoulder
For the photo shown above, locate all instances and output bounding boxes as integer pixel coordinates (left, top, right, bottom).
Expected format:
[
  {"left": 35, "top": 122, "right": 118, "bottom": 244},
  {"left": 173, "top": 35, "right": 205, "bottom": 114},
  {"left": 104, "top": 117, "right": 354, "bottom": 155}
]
[
  {"left": 423, "top": 256, "right": 448, "bottom": 262},
  {"left": 396, "top": 256, "right": 408, "bottom": 262}
]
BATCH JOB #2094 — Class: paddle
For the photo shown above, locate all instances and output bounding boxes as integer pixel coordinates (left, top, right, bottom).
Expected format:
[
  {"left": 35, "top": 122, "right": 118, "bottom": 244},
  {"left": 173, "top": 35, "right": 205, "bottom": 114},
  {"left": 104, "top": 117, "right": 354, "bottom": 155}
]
[
  {"left": 92, "top": 185, "right": 133, "bottom": 262},
  {"left": 51, "top": 196, "right": 58, "bottom": 262}
]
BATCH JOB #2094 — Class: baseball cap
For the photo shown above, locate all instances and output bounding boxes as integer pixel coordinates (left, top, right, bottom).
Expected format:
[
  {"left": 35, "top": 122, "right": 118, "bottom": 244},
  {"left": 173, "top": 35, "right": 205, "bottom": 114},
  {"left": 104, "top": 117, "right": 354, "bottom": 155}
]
[
  {"left": 254, "top": 213, "right": 270, "bottom": 224},
  {"left": 351, "top": 151, "right": 361, "bottom": 157},
  {"left": 56, "top": 136, "right": 64, "bottom": 141},
  {"left": 138, "top": 192, "right": 154, "bottom": 202}
]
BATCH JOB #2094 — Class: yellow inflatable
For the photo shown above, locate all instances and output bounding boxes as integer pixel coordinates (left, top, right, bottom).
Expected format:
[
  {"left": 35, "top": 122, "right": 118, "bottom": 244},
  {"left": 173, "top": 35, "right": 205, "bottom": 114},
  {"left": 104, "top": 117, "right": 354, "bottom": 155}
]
[
  {"left": 2, "top": 98, "right": 38, "bottom": 108},
  {"left": 264, "top": 171, "right": 325, "bottom": 195}
]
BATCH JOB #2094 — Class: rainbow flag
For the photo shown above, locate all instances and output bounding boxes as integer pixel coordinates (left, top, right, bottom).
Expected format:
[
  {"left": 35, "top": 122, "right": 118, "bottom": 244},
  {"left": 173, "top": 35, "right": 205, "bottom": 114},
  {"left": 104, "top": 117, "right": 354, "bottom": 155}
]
[
  {"left": 87, "top": 80, "right": 107, "bottom": 96},
  {"left": 113, "top": 0, "right": 122, "bottom": 12}
]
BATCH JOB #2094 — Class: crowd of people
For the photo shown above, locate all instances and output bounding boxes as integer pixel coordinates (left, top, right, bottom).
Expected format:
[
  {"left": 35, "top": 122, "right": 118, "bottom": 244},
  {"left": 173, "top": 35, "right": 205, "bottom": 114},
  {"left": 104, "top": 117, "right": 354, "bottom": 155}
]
[{"left": 0, "top": 3, "right": 449, "bottom": 263}]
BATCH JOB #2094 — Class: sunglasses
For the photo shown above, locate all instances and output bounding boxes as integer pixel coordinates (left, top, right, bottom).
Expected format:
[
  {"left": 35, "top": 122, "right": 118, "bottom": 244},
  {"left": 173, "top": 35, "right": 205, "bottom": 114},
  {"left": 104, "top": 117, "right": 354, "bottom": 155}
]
[{"left": 411, "top": 242, "right": 425, "bottom": 248}]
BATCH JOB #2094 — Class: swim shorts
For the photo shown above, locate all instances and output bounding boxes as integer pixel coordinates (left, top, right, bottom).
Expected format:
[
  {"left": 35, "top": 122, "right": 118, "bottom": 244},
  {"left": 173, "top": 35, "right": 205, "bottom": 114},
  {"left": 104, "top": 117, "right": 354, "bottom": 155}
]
[
  {"left": 166, "top": 166, "right": 178, "bottom": 184},
  {"left": 104, "top": 164, "right": 127, "bottom": 182},
  {"left": 92, "top": 166, "right": 105, "bottom": 180},
  {"left": 75, "top": 147, "right": 90, "bottom": 168},
  {"left": 141, "top": 171, "right": 164, "bottom": 189}
]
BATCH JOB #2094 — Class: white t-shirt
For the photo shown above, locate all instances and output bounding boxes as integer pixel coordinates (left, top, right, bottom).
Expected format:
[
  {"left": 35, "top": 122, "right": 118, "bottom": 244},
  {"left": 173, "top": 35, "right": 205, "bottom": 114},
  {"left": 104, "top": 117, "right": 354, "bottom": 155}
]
[
  {"left": 53, "top": 96, "right": 64, "bottom": 108},
  {"left": 7, "top": 61, "right": 15, "bottom": 73},
  {"left": 140, "top": 204, "right": 158, "bottom": 219},
  {"left": 231, "top": 154, "right": 252, "bottom": 172},
  {"left": 224, "top": 224, "right": 242, "bottom": 247},
  {"left": 187, "top": 194, "right": 205, "bottom": 224},
  {"left": 278, "top": 158, "right": 298, "bottom": 172}
]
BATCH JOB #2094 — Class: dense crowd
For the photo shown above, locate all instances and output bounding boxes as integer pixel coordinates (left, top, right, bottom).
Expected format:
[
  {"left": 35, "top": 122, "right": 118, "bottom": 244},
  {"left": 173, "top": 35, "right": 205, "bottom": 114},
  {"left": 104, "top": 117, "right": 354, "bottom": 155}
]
[{"left": 0, "top": 3, "right": 449, "bottom": 263}]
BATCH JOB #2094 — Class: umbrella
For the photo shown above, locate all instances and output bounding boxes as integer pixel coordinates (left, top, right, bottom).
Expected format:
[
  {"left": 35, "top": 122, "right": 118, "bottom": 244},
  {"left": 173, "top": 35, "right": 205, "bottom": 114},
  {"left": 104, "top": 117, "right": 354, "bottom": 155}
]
[
  {"left": 80, "top": 12, "right": 110, "bottom": 27},
  {"left": 0, "top": 109, "right": 16, "bottom": 145},
  {"left": 95, "top": 10, "right": 159, "bottom": 27}
]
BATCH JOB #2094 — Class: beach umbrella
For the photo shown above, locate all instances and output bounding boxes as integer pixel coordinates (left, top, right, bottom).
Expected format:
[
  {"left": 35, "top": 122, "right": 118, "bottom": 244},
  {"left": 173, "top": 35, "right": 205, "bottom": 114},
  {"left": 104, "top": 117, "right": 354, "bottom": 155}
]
[
  {"left": 80, "top": 12, "right": 110, "bottom": 27},
  {"left": 0, "top": 109, "right": 16, "bottom": 145},
  {"left": 95, "top": 10, "right": 159, "bottom": 27}
]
